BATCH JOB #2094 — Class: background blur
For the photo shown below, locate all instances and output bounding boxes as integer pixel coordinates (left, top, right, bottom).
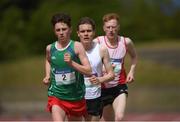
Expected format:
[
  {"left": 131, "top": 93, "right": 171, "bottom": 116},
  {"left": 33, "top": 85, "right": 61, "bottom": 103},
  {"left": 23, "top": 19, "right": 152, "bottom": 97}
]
[{"left": 0, "top": 0, "right": 180, "bottom": 120}]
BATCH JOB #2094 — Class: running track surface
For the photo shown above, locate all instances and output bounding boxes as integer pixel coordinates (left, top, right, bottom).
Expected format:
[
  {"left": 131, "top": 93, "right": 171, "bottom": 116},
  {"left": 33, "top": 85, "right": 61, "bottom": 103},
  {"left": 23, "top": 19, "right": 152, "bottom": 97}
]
[
  {"left": 0, "top": 113, "right": 180, "bottom": 121},
  {"left": 1, "top": 48, "right": 180, "bottom": 121}
]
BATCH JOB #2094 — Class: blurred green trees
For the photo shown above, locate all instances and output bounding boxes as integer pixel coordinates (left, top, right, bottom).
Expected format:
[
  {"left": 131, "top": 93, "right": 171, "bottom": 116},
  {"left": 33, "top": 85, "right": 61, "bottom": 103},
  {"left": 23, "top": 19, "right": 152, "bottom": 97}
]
[{"left": 0, "top": 0, "right": 179, "bottom": 60}]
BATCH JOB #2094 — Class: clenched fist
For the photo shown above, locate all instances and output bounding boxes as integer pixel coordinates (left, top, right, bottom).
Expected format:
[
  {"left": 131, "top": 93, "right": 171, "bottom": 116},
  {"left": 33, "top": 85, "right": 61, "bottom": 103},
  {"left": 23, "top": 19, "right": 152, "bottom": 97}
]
[{"left": 64, "top": 52, "right": 72, "bottom": 64}]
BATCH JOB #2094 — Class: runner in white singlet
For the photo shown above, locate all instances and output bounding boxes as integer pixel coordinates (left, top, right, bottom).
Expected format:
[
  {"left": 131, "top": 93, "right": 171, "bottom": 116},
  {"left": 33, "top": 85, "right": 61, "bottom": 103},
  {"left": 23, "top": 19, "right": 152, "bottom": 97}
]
[{"left": 77, "top": 17, "right": 114, "bottom": 121}]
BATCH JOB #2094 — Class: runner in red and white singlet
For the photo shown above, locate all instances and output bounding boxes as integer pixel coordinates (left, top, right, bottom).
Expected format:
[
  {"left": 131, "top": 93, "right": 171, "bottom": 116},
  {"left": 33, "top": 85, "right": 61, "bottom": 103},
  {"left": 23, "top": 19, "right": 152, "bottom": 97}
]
[
  {"left": 94, "top": 13, "right": 138, "bottom": 121},
  {"left": 97, "top": 35, "right": 127, "bottom": 88}
]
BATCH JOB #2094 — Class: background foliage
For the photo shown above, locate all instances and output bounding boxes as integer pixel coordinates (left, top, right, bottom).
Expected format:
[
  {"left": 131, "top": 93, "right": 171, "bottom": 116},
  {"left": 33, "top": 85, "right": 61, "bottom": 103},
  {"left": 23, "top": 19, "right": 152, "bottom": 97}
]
[{"left": 0, "top": 0, "right": 180, "bottom": 61}]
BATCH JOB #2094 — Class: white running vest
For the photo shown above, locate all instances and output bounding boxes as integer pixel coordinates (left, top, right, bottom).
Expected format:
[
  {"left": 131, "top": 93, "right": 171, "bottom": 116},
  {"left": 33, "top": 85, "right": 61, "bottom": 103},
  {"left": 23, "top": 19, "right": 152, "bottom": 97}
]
[
  {"left": 84, "top": 43, "right": 103, "bottom": 99},
  {"left": 96, "top": 36, "right": 126, "bottom": 88}
]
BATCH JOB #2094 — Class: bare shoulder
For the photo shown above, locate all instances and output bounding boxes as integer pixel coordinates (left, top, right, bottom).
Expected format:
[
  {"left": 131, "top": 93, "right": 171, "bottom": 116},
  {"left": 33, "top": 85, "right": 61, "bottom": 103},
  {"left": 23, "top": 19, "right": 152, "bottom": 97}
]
[
  {"left": 125, "top": 37, "right": 133, "bottom": 45},
  {"left": 93, "top": 38, "right": 99, "bottom": 43},
  {"left": 93, "top": 36, "right": 104, "bottom": 43},
  {"left": 124, "top": 37, "right": 137, "bottom": 55},
  {"left": 74, "top": 41, "right": 83, "bottom": 48},
  {"left": 98, "top": 43, "right": 108, "bottom": 58},
  {"left": 99, "top": 43, "right": 107, "bottom": 52},
  {"left": 74, "top": 41, "right": 84, "bottom": 54},
  {"left": 46, "top": 44, "right": 51, "bottom": 59},
  {"left": 46, "top": 44, "right": 51, "bottom": 51}
]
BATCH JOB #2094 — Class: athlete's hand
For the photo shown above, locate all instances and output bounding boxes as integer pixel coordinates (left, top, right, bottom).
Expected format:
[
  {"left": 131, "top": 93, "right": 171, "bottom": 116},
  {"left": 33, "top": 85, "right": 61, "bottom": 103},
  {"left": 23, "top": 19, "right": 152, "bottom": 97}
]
[
  {"left": 126, "top": 72, "right": 134, "bottom": 83},
  {"left": 64, "top": 53, "right": 72, "bottom": 64},
  {"left": 43, "top": 76, "right": 50, "bottom": 85},
  {"left": 89, "top": 75, "right": 100, "bottom": 85}
]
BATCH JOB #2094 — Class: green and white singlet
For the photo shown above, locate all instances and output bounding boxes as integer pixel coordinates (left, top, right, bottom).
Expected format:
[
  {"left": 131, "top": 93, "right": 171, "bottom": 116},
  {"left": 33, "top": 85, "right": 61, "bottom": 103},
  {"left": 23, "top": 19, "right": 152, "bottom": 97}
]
[{"left": 48, "top": 40, "right": 85, "bottom": 101}]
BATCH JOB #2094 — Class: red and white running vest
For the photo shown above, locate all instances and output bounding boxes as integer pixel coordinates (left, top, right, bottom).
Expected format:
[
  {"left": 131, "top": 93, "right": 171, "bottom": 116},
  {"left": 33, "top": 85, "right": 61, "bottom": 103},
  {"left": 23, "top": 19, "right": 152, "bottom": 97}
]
[{"left": 96, "top": 36, "right": 127, "bottom": 88}]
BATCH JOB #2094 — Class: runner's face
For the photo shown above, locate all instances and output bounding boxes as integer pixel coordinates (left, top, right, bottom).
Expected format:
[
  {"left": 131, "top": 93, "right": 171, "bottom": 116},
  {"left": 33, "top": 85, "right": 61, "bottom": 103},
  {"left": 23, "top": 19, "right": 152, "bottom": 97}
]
[
  {"left": 54, "top": 22, "right": 71, "bottom": 42},
  {"left": 103, "top": 19, "right": 119, "bottom": 40},
  {"left": 77, "top": 24, "right": 95, "bottom": 44}
]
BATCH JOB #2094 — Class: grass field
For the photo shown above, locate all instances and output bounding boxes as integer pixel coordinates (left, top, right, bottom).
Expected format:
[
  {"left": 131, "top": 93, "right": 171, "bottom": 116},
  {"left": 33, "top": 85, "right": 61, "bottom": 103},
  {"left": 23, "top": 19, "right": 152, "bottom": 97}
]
[{"left": 0, "top": 40, "right": 180, "bottom": 120}]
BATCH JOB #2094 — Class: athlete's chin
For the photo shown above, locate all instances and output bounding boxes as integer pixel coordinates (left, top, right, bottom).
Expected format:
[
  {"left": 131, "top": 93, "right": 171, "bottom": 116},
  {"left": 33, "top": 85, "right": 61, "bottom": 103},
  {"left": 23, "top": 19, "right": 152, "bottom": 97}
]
[
  {"left": 83, "top": 41, "right": 91, "bottom": 45},
  {"left": 59, "top": 38, "right": 66, "bottom": 42},
  {"left": 107, "top": 35, "right": 114, "bottom": 40},
  {"left": 83, "top": 39, "right": 91, "bottom": 43}
]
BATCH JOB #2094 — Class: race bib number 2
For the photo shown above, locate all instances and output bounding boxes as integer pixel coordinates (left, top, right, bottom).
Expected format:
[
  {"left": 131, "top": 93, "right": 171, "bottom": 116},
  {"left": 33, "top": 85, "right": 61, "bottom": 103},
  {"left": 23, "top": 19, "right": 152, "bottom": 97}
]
[{"left": 55, "top": 70, "right": 75, "bottom": 85}]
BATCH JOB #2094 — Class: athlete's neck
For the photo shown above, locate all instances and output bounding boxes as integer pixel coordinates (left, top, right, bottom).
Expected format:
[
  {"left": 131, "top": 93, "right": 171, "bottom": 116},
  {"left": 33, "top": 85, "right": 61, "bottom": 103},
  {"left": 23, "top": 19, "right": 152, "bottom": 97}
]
[
  {"left": 106, "top": 36, "right": 118, "bottom": 48},
  {"left": 84, "top": 42, "right": 94, "bottom": 51},
  {"left": 57, "top": 39, "right": 70, "bottom": 49}
]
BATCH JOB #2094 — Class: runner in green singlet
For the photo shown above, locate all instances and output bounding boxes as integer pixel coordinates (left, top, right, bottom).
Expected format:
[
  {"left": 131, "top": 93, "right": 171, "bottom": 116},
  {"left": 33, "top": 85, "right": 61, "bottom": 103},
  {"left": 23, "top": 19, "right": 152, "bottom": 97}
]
[{"left": 43, "top": 12, "right": 91, "bottom": 121}]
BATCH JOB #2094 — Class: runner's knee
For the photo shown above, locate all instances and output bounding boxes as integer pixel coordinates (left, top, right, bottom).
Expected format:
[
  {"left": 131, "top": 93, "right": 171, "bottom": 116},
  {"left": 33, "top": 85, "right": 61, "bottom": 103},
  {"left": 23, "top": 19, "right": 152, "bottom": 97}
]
[{"left": 115, "top": 113, "right": 124, "bottom": 121}]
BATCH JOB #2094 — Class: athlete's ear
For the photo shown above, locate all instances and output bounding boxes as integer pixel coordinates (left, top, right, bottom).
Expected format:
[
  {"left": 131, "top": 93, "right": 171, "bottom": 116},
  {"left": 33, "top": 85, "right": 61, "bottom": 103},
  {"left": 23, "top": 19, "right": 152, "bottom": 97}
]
[
  {"left": 117, "top": 24, "right": 120, "bottom": 32},
  {"left": 70, "top": 27, "right": 72, "bottom": 33},
  {"left": 92, "top": 30, "right": 95, "bottom": 38},
  {"left": 77, "top": 31, "right": 80, "bottom": 37},
  {"left": 103, "top": 24, "right": 106, "bottom": 32}
]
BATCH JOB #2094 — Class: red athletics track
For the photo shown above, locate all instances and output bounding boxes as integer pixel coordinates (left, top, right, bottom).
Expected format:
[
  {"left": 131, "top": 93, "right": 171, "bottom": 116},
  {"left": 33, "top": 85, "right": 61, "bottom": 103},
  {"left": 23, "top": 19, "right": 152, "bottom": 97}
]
[{"left": 0, "top": 113, "right": 180, "bottom": 121}]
